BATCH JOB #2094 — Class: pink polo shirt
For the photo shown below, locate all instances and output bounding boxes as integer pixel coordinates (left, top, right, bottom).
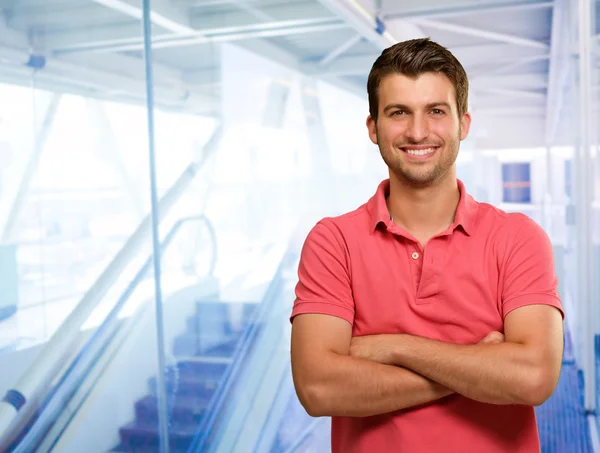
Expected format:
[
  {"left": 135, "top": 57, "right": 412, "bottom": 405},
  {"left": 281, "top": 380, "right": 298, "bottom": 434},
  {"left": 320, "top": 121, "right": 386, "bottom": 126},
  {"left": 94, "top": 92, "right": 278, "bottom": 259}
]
[{"left": 291, "top": 178, "right": 564, "bottom": 453}]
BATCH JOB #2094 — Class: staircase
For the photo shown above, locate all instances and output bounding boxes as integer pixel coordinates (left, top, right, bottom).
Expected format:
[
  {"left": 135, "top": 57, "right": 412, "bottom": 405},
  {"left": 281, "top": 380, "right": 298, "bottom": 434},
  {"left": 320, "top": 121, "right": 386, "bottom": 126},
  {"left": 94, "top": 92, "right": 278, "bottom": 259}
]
[{"left": 111, "top": 301, "right": 257, "bottom": 453}]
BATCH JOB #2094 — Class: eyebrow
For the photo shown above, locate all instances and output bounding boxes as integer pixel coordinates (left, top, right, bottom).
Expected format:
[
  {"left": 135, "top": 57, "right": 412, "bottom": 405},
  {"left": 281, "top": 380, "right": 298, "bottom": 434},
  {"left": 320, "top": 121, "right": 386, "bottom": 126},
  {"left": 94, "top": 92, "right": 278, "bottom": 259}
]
[{"left": 384, "top": 102, "right": 452, "bottom": 113}]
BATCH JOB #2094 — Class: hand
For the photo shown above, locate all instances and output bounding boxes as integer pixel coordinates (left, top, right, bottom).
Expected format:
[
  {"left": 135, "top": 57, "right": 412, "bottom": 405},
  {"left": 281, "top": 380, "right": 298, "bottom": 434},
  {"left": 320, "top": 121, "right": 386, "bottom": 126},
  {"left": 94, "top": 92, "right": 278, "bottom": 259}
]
[
  {"left": 349, "top": 335, "right": 397, "bottom": 365},
  {"left": 479, "top": 331, "right": 505, "bottom": 345}
]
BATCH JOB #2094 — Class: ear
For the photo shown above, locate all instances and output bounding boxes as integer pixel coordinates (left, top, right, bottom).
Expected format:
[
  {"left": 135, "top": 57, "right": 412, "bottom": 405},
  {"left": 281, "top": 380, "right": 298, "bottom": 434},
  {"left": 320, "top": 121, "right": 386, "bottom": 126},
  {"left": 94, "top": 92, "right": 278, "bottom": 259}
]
[
  {"left": 460, "top": 112, "right": 472, "bottom": 141},
  {"left": 366, "top": 115, "right": 378, "bottom": 145}
]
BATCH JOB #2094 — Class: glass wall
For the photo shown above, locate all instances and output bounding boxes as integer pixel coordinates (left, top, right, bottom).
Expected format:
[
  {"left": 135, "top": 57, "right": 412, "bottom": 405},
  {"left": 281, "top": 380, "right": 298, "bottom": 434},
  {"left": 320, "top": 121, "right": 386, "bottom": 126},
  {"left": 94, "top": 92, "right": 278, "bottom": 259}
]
[{"left": 0, "top": 1, "right": 599, "bottom": 452}]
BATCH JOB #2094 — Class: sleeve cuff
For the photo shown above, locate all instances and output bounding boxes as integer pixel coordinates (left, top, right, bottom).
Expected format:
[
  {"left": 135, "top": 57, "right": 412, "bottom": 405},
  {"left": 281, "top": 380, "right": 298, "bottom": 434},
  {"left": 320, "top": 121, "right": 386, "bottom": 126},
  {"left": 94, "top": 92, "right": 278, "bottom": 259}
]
[
  {"left": 502, "top": 293, "right": 565, "bottom": 320},
  {"left": 290, "top": 301, "right": 354, "bottom": 326}
]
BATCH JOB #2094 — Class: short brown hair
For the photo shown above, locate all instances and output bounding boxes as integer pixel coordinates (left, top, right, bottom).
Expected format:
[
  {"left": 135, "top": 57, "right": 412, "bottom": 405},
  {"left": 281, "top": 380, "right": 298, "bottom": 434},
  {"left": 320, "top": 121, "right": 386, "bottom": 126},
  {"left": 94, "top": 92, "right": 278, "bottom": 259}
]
[{"left": 367, "top": 38, "right": 469, "bottom": 122}]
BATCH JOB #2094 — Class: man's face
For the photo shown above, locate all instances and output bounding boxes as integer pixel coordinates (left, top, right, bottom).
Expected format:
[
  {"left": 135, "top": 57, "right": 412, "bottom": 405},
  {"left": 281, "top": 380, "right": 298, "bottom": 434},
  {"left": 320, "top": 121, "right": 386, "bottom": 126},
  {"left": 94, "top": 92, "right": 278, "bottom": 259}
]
[{"left": 366, "top": 72, "right": 471, "bottom": 186}]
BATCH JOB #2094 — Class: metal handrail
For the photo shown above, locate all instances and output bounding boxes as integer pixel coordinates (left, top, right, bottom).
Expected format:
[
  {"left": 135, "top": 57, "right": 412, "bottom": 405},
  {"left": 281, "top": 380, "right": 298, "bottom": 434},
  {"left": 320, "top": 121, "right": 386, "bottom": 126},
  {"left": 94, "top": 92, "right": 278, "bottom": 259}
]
[
  {"left": 0, "top": 159, "right": 207, "bottom": 442},
  {"left": 186, "top": 244, "right": 298, "bottom": 453},
  {"left": 1, "top": 215, "right": 217, "bottom": 452}
]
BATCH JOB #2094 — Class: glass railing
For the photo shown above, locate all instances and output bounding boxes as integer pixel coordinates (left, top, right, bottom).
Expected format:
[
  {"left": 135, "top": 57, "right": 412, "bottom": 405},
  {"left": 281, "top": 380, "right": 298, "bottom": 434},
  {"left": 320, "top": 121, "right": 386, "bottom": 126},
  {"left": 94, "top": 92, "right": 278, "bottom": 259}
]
[{"left": 186, "top": 225, "right": 311, "bottom": 453}]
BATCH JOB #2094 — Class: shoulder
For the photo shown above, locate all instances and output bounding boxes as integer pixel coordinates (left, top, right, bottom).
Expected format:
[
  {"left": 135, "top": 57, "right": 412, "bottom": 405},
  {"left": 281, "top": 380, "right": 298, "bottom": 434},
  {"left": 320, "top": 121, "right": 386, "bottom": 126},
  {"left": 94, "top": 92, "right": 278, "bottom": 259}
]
[
  {"left": 471, "top": 203, "right": 552, "bottom": 266},
  {"left": 304, "top": 203, "right": 371, "bottom": 247},
  {"left": 479, "top": 206, "right": 553, "bottom": 275},
  {"left": 475, "top": 202, "right": 546, "bottom": 239}
]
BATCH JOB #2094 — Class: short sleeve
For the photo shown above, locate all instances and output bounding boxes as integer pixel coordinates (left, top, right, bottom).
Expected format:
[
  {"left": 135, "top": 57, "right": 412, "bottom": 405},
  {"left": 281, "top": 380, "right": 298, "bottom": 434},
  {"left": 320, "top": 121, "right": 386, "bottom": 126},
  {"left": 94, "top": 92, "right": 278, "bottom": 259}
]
[
  {"left": 500, "top": 214, "right": 564, "bottom": 320},
  {"left": 291, "top": 220, "right": 355, "bottom": 325}
]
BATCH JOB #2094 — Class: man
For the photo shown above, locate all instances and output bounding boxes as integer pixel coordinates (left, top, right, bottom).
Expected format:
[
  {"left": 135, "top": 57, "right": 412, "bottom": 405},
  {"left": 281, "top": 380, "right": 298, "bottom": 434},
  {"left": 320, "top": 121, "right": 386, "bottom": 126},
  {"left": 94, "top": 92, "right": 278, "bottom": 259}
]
[{"left": 290, "top": 38, "right": 564, "bottom": 453}]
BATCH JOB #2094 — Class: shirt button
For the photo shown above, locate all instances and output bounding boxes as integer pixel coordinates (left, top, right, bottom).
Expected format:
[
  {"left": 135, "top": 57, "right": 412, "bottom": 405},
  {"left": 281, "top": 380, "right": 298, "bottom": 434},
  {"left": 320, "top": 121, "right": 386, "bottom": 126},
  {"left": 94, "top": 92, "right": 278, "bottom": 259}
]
[{"left": 412, "top": 252, "right": 420, "bottom": 260}]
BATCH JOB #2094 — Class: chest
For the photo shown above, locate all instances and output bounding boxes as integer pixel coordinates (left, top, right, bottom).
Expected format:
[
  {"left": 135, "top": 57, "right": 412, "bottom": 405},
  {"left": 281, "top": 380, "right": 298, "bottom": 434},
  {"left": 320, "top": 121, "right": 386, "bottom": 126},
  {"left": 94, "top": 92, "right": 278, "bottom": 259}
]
[{"left": 349, "top": 232, "right": 503, "bottom": 344}]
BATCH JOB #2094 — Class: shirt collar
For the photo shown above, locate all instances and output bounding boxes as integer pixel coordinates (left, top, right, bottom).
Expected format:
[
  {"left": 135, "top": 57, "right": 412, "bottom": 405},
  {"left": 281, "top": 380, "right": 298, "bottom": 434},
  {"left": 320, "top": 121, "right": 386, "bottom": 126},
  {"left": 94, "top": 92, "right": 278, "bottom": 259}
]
[{"left": 367, "top": 178, "right": 478, "bottom": 235}]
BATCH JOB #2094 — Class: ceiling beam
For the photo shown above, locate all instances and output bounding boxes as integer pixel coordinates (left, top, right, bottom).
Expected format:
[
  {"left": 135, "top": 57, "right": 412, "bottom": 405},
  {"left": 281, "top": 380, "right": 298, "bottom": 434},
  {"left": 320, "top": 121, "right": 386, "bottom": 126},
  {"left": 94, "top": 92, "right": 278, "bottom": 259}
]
[
  {"left": 91, "top": 0, "right": 196, "bottom": 34},
  {"left": 51, "top": 18, "right": 346, "bottom": 54},
  {"left": 4, "top": 4, "right": 117, "bottom": 31},
  {"left": 179, "top": 0, "right": 274, "bottom": 20},
  {"left": 173, "top": 0, "right": 258, "bottom": 6},
  {"left": 40, "top": 25, "right": 153, "bottom": 52},
  {"left": 310, "top": 43, "right": 551, "bottom": 78},
  {"left": 471, "top": 73, "right": 548, "bottom": 90},
  {"left": 0, "top": 19, "right": 217, "bottom": 109},
  {"left": 0, "top": 44, "right": 215, "bottom": 110},
  {"left": 190, "top": 2, "right": 337, "bottom": 28},
  {"left": 44, "top": 3, "right": 339, "bottom": 52},
  {"left": 316, "top": 0, "right": 426, "bottom": 49},
  {"left": 303, "top": 53, "right": 374, "bottom": 76},
  {"left": 451, "top": 43, "right": 549, "bottom": 63},
  {"left": 319, "top": 34, "right": 362, "bottom": 66},
  {"left": 411, "top": 19, "right": 549, "bottom": 50},
  {"left": 475, "top": 87, "right": 546, "bottom": 101},
  {"left": 385, "top": 0, "right": 553, "bottom": 21},
  {"left": 313, "top": 42, "right": 551, "bottom": 76},
  {"left": 470, "top": 54, "right": 550, "bottom": 77}
]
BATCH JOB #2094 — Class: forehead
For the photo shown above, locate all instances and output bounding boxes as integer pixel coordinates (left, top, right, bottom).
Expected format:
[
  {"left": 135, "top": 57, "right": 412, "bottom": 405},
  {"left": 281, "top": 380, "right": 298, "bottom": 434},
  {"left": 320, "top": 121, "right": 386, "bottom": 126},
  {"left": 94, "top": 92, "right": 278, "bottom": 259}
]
[{"left": 378, "top": 72, "right": 456, "bottom": 109}]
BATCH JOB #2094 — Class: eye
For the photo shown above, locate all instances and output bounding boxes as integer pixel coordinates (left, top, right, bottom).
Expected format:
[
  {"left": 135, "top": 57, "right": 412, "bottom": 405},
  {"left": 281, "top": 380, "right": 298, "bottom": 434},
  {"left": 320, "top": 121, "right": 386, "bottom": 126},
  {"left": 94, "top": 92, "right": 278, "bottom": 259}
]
[
  {"left": 391, "top": 110, "right": 406, "bottom": 116},
  {"left": 431, "top": 109, "right": 445, "bottom": 115}
]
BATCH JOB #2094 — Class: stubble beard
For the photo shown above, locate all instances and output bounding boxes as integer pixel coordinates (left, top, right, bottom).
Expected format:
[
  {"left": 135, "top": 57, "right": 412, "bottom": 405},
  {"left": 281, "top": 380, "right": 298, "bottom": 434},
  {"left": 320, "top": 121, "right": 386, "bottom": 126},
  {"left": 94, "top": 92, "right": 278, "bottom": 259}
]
[{"left": 377, "top": 126, "right": 462, "bottom": 187}]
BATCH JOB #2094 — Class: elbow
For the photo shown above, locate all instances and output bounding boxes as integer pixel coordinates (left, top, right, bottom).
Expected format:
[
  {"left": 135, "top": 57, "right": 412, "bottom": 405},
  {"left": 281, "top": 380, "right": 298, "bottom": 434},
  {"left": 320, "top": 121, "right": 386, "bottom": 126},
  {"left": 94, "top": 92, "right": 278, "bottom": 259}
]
[
  {"left": 522, "top": 368, "right": 559, "bottom": 407},
  {"left": 295, "top": 380, "right": 329, "bottom": 417}
]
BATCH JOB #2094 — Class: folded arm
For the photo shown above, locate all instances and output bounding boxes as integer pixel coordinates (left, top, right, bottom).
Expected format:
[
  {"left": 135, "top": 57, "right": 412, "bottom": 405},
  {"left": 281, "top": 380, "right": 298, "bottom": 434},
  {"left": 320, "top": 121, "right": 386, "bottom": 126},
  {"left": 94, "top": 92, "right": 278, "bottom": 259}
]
[
  {"left": 351, "top": 305, "right": 564, "bottom": 406},
  {"left": 291, "top": 313, "right": 453, "bottom": 417}
]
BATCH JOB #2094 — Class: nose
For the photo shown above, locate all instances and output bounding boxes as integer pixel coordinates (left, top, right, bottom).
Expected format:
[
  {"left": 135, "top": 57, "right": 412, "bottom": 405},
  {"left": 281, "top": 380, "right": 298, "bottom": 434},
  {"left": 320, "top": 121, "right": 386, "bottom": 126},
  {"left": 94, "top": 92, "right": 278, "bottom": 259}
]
[{"left": 405, "top": 113, "right": 429, "bottom": 143}]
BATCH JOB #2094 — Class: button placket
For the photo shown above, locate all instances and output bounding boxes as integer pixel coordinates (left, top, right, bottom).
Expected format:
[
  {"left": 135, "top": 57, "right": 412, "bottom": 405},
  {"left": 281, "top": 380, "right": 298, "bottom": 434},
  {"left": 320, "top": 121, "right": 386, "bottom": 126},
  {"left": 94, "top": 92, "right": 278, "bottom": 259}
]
[{"left": 416, "top": 239, "right": 446, "bottom": 303}]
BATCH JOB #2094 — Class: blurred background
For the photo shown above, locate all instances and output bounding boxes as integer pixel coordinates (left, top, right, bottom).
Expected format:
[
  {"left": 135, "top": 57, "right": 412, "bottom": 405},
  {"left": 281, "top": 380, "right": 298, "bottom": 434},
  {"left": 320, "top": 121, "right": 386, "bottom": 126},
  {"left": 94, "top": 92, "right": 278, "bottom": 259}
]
[{"left": 0, "top": 0, "right": 598, "bottom": 452}]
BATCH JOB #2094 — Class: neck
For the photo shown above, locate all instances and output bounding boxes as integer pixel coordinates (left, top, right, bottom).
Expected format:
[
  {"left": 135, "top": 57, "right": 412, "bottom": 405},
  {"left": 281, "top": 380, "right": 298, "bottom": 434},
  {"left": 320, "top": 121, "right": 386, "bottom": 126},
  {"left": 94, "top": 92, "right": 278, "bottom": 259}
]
[{"left": 387, "top": 170, "right": 460, "bottom": 237}]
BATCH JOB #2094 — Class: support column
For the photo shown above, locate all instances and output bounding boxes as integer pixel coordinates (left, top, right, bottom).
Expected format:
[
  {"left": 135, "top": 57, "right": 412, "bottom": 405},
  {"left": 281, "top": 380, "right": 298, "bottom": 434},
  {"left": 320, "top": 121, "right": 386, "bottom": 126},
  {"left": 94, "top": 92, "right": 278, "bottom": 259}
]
[{"left": 575, "top": 0, "right": 596, "bottom": 412}]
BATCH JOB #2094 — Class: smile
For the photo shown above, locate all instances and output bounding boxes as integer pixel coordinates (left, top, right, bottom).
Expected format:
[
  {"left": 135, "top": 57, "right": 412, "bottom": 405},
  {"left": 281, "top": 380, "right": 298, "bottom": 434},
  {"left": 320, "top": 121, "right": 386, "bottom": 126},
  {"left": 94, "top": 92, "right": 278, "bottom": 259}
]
[
  {"left": 400, "top": 146, "right": 439, "bottom": 159},
  {"left": 403, "top": 147, "right": 438, "bottom": 156}
]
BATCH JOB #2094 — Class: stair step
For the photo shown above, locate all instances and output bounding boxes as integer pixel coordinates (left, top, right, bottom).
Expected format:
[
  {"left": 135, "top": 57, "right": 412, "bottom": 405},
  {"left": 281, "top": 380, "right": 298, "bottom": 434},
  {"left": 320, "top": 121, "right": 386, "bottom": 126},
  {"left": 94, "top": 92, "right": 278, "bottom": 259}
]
[
  {"left": 177, "top": 359, "right": 229, "bottom": 378},
  {"left": 194, "top": 301, "right": 258, "bottom": 333},
  {"left": 118, "top": 421, "right": 199, "bottom": 451},
  {"left": 135, "top": 394, "right": 211, "bottom": 426},
  {"left": 111, "top": 445, "right": 188, "bottom": 453},
  {"left": 148, "top": 360, "right": 228, "bottom": 398},
  {"left": 172, "top": 334, "right": 198, "bottom": 357},
  {"left": 202, "top": 339, "right": 239, "bottom": 357},
  {"left": 176, "top": 355, "right": 233, "bottom": 365},
  {"left": 173, "top": 331, "right": 244, "bottom": 358},
  {"left": 149, "top": 375, "right": 218, "bottom": 399}
]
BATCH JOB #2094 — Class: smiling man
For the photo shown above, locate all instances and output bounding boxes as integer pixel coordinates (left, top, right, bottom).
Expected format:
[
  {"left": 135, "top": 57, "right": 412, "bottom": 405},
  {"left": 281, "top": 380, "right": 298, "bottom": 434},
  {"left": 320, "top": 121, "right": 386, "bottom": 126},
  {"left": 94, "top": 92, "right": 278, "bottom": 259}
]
[{"left": 290, "top": 38, "right": 564, "bottom": 453}]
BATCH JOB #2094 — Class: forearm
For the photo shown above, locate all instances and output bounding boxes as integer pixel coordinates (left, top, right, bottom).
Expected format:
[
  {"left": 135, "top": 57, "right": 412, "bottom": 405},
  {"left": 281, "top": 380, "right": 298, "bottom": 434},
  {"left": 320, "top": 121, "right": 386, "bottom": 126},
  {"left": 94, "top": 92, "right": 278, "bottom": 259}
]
[
  {"left": 295, "top": 353, "right": 452, "bottom": 417},
  {"left": 391, "top": 335, "right": 542, "bottom": 405}
]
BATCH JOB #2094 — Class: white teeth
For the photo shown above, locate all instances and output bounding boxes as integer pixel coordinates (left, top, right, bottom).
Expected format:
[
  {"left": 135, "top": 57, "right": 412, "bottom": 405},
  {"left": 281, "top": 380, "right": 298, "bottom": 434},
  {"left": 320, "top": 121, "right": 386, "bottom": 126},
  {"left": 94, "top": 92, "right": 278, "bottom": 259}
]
[{"left": 405, "top": 147, "right": 436, "bottom": 156}]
